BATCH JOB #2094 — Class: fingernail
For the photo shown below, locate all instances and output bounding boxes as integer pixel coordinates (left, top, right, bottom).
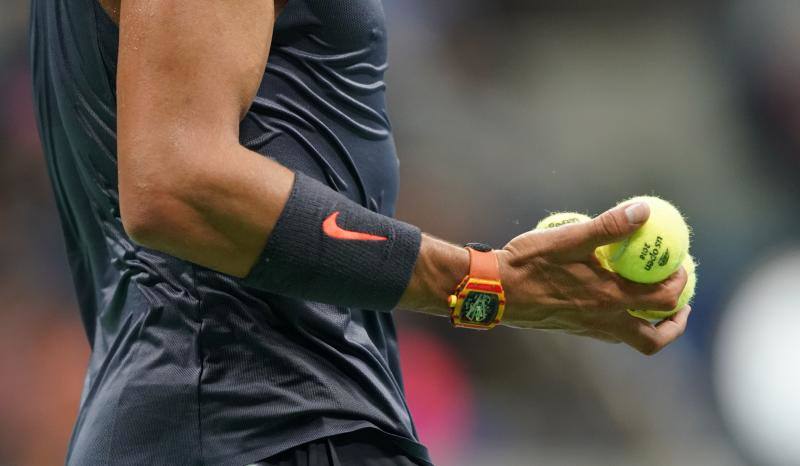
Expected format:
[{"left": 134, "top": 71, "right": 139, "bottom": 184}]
[{"left": 625, "top": 202, "right": 648, "bottom": 225}]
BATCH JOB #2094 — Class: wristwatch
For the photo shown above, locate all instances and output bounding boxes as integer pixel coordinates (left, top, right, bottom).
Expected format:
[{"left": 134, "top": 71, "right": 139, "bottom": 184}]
[{"left": 448, "top": 243, "right": 506, "bottom": 330}]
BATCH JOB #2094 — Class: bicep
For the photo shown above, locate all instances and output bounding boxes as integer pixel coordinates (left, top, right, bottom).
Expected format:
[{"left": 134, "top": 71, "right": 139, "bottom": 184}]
[{"left": 116, "top": 0, "right": 275, "bottom": 198}]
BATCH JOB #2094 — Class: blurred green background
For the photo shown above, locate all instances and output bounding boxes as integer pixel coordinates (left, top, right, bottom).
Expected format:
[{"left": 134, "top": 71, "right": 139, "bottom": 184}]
[{"left": 2, "top": 1, "right": 799, "bottom": 465}]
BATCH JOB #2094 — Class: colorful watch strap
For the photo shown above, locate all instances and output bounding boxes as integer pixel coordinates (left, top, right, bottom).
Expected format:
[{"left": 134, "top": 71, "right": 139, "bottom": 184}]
[{"left": 466, "top": 246, "right": 501, "bottom": 281}]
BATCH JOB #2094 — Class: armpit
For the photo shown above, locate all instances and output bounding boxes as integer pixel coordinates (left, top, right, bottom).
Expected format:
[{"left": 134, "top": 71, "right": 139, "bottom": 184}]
[{"left": 97, "top": 0, "right": 120, "bottom": 24}]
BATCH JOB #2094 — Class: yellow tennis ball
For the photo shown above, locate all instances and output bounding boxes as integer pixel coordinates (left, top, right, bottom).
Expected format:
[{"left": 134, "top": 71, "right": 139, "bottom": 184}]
[
  {"left": 627, "top": 255, "right": 697, "bottom": 321},
  {"left": 594, "top": 243, "right": 614, "bottom": 271},
  {"left": 535, "top": 212, "right": 592, "bottom": 230},
  {"left": 597, "top": 196, "right": 690, "bottom": 284}
]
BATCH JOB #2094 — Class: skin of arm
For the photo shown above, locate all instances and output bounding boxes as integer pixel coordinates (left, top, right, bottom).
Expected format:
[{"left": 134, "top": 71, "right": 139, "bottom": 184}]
[
  {"left": 115, "top": 0, "right": 690, "bottom": 354},
  {"left": 115, "top": 0, "right": 462, "bottom": 317}
]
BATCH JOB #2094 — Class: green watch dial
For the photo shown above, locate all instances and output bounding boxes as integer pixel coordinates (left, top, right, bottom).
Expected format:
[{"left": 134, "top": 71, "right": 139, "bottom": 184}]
[{"left": 460, "top": 291, "right": 500, "bottom": 324}]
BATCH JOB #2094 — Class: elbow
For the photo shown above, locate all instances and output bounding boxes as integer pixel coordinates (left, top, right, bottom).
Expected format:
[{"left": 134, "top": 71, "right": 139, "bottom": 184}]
[
  {"left": 118, "top": 150, "right": 196, "bottom": 250},
  {"left": 121, "top": 209, "right": 163, "bottom": 249},
  {"left": 116, "top": 125, "right": 229, "bottom": 251},
  {"left": 120, "top": 189, "right": 181, "bottom": 250},
  {"left": 117, "top": 135, "right": 230, "bottom": 252}
]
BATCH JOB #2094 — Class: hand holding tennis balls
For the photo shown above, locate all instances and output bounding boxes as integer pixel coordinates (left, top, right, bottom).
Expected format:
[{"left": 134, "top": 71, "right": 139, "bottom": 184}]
[
  {"left": 535, "top": 196, "right": 696, "bottom": 322},
  {"left": 498, "top": 203, "right": 689, "bottom": 354},
  {"left": 597, "top": 196, "right": 695, "bottom": 321},
  {"left": 596, "top": 196, "right": 690, "bottom": 284}
]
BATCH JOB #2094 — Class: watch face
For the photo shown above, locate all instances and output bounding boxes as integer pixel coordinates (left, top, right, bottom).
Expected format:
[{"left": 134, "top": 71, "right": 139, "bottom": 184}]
[{"left": 460, "top": 291, "right": 500, "bottom": 324}]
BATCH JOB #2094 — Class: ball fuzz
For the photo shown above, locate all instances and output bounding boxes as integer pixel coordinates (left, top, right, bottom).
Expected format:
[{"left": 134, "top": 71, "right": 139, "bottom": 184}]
[
  {"left": 627, "top": 255, "right": 697, "bottom": 321},
  {"left": 597, "top": 196, "right": 690, "bottom": 284},
  {"left": 535, "top": 212, "right": 592, "bottom": 230}
]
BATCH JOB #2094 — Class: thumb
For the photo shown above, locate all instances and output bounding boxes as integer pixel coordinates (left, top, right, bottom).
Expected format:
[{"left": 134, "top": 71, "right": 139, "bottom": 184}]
[{"left": 578, "top": 201, "right": 650, "bottom": 252}]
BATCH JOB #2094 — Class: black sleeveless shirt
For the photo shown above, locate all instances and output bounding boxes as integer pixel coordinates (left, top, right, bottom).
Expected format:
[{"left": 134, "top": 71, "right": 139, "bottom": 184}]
[{"left": 29, "top": 0, "right": 430, "bottom": 464}]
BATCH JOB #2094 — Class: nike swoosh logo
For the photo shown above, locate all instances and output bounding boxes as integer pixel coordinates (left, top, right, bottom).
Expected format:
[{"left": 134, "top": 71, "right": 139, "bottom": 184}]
[{"left": 322, "top": 211, "right": 388, "bottom": 241}]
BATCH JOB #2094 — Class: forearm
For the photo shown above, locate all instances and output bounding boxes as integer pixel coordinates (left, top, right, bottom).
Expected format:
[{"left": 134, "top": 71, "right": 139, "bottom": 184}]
[
  {"left": 125, "top": 140, "right": 468, "bottom": 314},
  {"left": 121, "top": 142, "right": 295, "bottom": 278},
  {"left": 398, "top": 235, "right": 469, "bottom": 317}
]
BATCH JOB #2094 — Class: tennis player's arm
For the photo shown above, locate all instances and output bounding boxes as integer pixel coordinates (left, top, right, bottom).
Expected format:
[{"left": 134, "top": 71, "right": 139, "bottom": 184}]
[
  {"left": 116, "top": 0, "right": 463, "bottom": 314},
  {"left": 116, "top": 0, "right": 689, "bottom": 353}
]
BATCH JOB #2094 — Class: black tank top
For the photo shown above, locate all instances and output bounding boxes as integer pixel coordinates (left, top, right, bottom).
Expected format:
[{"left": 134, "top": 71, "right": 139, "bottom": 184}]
[{"left": 29, "top": 0, "right": 430, "bottom": 464}]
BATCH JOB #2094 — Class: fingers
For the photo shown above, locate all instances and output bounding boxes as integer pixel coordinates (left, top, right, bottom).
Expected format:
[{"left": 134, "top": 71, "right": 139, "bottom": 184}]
[
  {"left": 613, "top": 266, "right": 689, "bottom": 311},
  {"left": 615, "top": 306, "right": 691, "bottom": 355},
  {"left": 570, "top": 201, "right": 651, "bottom": 255}
]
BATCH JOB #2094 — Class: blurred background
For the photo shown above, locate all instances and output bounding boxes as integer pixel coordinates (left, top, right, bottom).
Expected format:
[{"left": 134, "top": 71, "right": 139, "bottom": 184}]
[{"left": 1, "top": 0, "right": 799, "bottom": 465}]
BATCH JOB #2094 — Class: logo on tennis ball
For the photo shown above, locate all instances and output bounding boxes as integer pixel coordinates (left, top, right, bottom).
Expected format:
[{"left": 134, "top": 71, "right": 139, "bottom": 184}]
[
  {"left": 658, "top": 249, "right": 670, "bottom": 267},
  {"left": 640, "top": 236, "right": 666, "bottom": 271},
  {"left": 547, "top": 218, "right": 581, "bottom": 228}
]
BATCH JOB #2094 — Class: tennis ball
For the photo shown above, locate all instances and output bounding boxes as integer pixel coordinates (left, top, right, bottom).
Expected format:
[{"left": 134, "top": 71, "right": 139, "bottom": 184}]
[
  {"left": 596, "top": 196, "right": 689, "bottom": 284},
  {"left": 535, "top": 212, "right": 592, "bottom": 230},
  {"left": 627, "top": 255, "right": 697, "bottom": 321},
  {"left": 594, "top": 243, "right": 613, "bottom": 271}
]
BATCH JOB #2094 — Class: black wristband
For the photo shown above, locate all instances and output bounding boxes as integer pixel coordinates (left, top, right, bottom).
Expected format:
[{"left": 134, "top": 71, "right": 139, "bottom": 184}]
[{"left": 243, "top": 172, "right": 422, "bottom": 311}]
